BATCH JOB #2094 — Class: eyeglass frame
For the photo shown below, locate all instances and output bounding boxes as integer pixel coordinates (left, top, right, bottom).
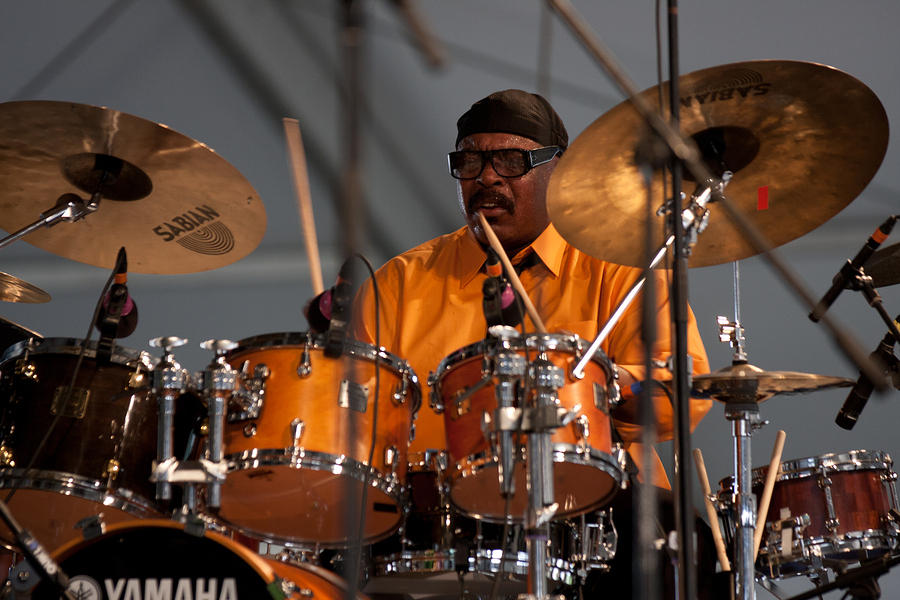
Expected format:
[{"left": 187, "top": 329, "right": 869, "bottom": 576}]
[{"left": 447, "top": 145, "right": 564, "bottom": 180}]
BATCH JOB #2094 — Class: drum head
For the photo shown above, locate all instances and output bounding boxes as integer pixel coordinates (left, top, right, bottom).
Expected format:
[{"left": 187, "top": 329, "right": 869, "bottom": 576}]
[{"left": 32, "top": 520, "right": 283, "bottom": 599}]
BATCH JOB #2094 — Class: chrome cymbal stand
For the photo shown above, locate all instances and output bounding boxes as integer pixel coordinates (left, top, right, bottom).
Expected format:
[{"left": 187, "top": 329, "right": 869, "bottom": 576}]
[{"left": 718, "top": 279, "right": 761, "bottom": 600}]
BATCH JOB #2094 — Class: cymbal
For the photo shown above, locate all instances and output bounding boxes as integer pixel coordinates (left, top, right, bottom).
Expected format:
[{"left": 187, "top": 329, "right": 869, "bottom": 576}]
[
  {"left": 0, "top": 272, "right": 50, "bottom": 303},
  {"left": 864, "top": 242, "right": 900, "bottom": 288},
  {"left": 548, "top": 60, "right": 889, "bottom": 268},
  {"left": 0, "top": 101, "right": 266, "bottom": 274},
  {"left": 691, "top": 362, "right": 854, "bottom": 403}
]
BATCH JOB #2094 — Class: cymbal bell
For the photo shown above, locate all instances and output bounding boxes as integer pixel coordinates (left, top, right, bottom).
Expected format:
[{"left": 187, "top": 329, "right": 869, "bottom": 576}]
[
  {"left": 0, "top": 101, "right": 266, "bottom": 274},
  {"left": 691, "top": 362, "right": 854, "bottom": 403},
  {"left": 548, "top": 60, "right": 889, "bottom": 268},
  {"left": 0, "top": 272, "right": 50, "bottom": 303}
]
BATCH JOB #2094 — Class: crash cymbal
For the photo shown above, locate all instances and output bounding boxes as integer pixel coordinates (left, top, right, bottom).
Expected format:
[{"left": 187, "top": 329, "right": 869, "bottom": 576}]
[
  {"left": 548, "top": 60, "right": 888, "bottom": 268},
  {"left": 691, "top": 362, "right": 854, "bottom": 403},
  {"left": 0, "top": 101, "right": 265, "bottom": 274},
  {"left": 864, "top": 242, "right": 900, "bottom": 288},
  {"left": 0, "top": 272, "right": 49, "bottom": 303}
]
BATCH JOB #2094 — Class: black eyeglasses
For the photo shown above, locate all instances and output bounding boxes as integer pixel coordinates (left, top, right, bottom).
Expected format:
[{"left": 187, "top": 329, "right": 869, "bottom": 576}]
[{"left": 447, "top": 146, "right": 563, "bottom": 180}]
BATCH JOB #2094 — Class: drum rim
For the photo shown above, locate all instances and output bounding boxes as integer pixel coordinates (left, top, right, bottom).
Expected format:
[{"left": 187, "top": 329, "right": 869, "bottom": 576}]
[
  {"left": 225, "top": 331, "right": 422, "bottom": 414},
  {"left": 429, "top": 332, "right": 613, "bottom": 389},
  {"left": 0, "top": 337, "right": 154, "bottom": 368},
  {"left": 221, "top": 448, "right": 404, "bottom": 546},
  {"left": 0, "top": 468, "right": 161, "bottom": 514},
  {"left": 759, "top": 529, "right": 898, "bottom": 575},
  {"left": 448, "top": 443, "right": 625, "bottom": 522}
]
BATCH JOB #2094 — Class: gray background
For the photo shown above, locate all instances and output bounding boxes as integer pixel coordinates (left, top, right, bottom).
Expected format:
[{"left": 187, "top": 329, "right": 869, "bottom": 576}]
[{"left": 1, "top": 1, "right": 898, "bottom": 597}]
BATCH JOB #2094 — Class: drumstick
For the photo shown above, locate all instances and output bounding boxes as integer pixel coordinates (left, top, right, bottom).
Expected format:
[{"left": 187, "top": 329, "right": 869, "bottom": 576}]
[
  {"left": 754, "top": 429, "right": 786, "bottom": 560},
  {"left": 693, "top": 448, "right": 731, "bottom": 572},
  {"left": 282, "top": 117, "right": 325, "bottom": 295},
  {"left": 475, "top": 212, "right": 547, "bottom": 333}
]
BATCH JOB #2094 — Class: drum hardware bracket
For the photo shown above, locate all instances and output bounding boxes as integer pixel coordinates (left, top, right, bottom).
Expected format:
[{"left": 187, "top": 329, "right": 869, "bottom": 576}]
[
  {"left": 290, "top": 418, "right": 304, "bottom": 446},
  {"left": 338, "top": 379, "right": 368, "bottom": 413},
  {"left": 228, "top": 362, "right": 269, "bottom": 421},
  {"left": 151, "top": 456, "right": 227, "bottom": 485},
  {"left": 0, "top": 445, "right": 14, "bottom": 467},
  {"left": 392, "top": 362, "right": 412, "bottom": 406},
  {"left": 104, "top": 458, "right": 120, "bottom": 481},
  {"left": 75, "top": 514, "right": 105, "bottom": 540},
  {"left": 14, "top": 357, "right": 37, "bottom": 382},
  {"left": 50, "top": 386, "right": 89, "bottom": 419}
]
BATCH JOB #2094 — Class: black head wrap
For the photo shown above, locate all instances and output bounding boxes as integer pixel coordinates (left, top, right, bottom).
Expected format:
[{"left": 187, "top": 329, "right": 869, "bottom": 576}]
[{"left": 455, "top": 89, "right": 568, "bottom": 149}]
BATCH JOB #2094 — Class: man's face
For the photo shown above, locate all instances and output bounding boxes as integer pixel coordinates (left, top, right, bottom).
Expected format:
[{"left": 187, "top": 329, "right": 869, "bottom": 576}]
[{"left": 456, "top": 132, "right": 558, "bottom": 256}]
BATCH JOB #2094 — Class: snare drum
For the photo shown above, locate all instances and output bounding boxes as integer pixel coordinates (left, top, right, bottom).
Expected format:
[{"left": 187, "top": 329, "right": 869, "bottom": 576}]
[
  {"left": 0, "top": 338, "right": 160, "bottom": 550},
  {"left": 719, "top": 449, "right": 900, "bottom": 578},
  {"left": 26, "top": 519, "right": 366, "bottom": 599},
  {"left": 430, "top": 332, "right": 625, "bottom": 521},
  {"left": 219, "top": 332, "right": 421, "bottom": 547}
]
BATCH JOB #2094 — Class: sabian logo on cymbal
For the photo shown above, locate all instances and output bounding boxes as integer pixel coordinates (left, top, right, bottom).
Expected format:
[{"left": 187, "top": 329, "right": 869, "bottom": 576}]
[
  {"left": 680, "top": 68, "right": 771, "bottom": 107},
  {"left": 152, "top": 205, "right": 235, "bottom": 256}
]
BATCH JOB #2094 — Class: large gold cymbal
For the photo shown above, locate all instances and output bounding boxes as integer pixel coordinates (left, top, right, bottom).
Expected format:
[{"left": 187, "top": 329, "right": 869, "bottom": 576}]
[
  {"left": 548, "top": 60, "right": 889, "bottom": 268},
  {"left": 0, "top": 101, "right": 266, "bottom": 274}
]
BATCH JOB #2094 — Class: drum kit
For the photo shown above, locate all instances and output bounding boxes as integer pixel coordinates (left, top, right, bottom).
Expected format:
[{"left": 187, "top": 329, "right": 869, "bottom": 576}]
[{"left": 0, "top": 56, "right": 896, "bottom": 600}]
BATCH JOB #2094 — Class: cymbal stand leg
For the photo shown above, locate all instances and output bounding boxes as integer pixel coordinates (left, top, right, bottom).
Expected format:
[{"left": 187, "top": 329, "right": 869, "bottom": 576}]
[{"left": 727, "top": 403, "right": 764, "bottom": 600}]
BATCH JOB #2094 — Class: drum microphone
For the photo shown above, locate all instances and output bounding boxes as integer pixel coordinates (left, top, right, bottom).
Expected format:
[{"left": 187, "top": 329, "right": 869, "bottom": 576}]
[
  {"left": 810, "top": 215, "right": 898, "bottom": 322},
  {"left": 835, "top": 331, "right": 897, "bottom": 430},
  {"left": 96, "top": 247, "right": 139, "bottom": 339},
  {"left": 324, "top": 257, "right": 356, "bottom": 358},
  {"left": 482, "top": 249, "right": 523, "bottom": 328}
]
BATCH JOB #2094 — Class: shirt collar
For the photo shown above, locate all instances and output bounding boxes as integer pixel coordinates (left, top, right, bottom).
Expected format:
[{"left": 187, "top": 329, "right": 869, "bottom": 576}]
[{"left": 458, "top": 223, "right": 567, "bottom": 288}]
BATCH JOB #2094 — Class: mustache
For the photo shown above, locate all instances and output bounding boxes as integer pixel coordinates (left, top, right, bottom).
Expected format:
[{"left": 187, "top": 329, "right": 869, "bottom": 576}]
[{"left": 467, "top": 189, "right": 514, "bottom": 214}]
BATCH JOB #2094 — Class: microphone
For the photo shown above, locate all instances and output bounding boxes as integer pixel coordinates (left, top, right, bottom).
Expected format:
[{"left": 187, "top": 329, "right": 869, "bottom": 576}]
[
  {"left": 482, "top": 249, "right": 523, "bottom": 328},
  {"left": 835, "top": 332, "right": 897, "bottom": 430},
  {"left": 96, "top": 247, "right": 138, "bottom": 338},
  {"left": 324, "top": 258, "right": 356, "bottom": 358},
  {"left": 305, "top": 288, "right": 333, "bottom": 333},
  {"left": 810, "top": 215, "right": 898, "bottom": 322}
]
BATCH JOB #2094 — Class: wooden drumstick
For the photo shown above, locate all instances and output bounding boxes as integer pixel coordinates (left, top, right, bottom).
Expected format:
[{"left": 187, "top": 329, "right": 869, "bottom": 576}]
[
  {"left": 693, "top": 448, "right": 731, "bottom": 572},
  {"left": 475, "top": 211, "right": 547, "bottom": 333},
  {"left": 754, "top": 429, "right": 786, "bottom": 560},
  {"left": 282, "top": 118, "right": 325, "bottom": 295}
]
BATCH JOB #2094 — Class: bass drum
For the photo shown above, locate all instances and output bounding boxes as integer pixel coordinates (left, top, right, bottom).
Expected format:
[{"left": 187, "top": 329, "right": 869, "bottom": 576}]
[
  {"left": 219, "top": 332, "right": 421, "bottom": 547},
  {"left": 0, "top": 338, "right": 161, "bottom": 551},
  {"left": 28, "top": 520, "right": 367, "bottom": 599}
]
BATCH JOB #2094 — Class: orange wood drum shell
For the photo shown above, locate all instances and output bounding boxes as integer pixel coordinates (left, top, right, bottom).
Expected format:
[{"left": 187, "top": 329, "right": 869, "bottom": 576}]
[
  {"left": 218, "top": 333, "right": 420, "bottom": 546},
  {"left": 433, "top": 334, "right": 623, "bottom": 521}
]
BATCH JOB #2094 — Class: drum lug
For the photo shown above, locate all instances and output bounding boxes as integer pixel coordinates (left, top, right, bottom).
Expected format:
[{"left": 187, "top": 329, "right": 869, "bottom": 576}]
[
  {"left": 290, "top": 418, "right": 305, "bottom": 446},
  {"left": 392, "top": 362, "right": 411, "bottom": 406},
  {"left": 104, "top": 458, "right": 121, "bottom": 481},
  {"left": 573, "top": 413, "right": 590, "bottom": 448},
  {"left": 297, "top": 344, "right": 312, "bottom": 378},
  {"left": 243, "top": 422, "right": 257, "bottom": 438},
  {"left": 0, "top": 444, "right": 14, "bottom": 467},
  {"left": 14, "top": 357, "right": 37, "bottom": 382},
  {"left": 384, "top": 445, "right": 399, "bottom": 473},
  {"left": 427, "top": 371, "right": 444, "bottom": 413}
]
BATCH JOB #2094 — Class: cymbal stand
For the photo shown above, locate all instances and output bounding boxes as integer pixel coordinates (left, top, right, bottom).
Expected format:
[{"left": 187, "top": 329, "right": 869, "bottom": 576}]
[
  {"left": 572, "top": 174, "right": 729, "bottom": 378},
  {"left": 0, "top": 191, "right": 99, "bottom": 250}
]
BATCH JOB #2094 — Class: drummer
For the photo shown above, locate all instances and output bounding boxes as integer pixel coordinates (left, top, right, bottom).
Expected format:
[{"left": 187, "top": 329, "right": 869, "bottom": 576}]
[
  {"left": 354, "top": 88, "right": 711, "bottom": 484},
  {"left": 351, "top": 89, "right": 715, "bottom": 592}
]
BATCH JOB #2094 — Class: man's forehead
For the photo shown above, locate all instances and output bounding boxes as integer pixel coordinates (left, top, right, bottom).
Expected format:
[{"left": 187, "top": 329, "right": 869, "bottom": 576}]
[{"left": 457, "top": 132, "right": 542, "bottom": 150}]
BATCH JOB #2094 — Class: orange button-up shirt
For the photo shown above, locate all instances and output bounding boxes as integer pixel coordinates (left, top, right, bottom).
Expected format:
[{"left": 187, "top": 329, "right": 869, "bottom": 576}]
[{"left": 353, "top": 223, "right": 711, "bottom": 487}]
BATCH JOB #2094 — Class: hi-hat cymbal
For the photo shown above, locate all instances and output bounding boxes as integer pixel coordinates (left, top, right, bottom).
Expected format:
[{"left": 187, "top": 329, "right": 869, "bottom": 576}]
[
  {"left": 0, "top": 101, "right": 266, "bottom": 274},
  {"left": 864, "top": 242, "right": 900, "bottom": 288},
  {"left": 548, "top": 60, "right": 889, "bottom": 268},
  {"left": 691, "top": 362, "right": 854, "bottom": 403},
  {"left": 0, "top": 272, "right": 49, "bottom": 303}
]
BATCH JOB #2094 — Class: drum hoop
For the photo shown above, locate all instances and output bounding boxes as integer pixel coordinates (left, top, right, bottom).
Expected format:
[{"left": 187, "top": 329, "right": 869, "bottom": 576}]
[
  {"left": 432, "top": 332, "right": 612, "bottom": 385},
  {"left": 0, "top": 468, "right": 160, "bottom": 514},
  {"left": 51, "top": 518, "right": 280, "bottom": 584},
  {"left": 0, "top": 337, "right": 154, "bottom": 369},
  {"left": 227, "top": 331, "right": 422, "bottom": 413},
  {"left": 757, "top": 449, "right": 893, "bottom": 481}
]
